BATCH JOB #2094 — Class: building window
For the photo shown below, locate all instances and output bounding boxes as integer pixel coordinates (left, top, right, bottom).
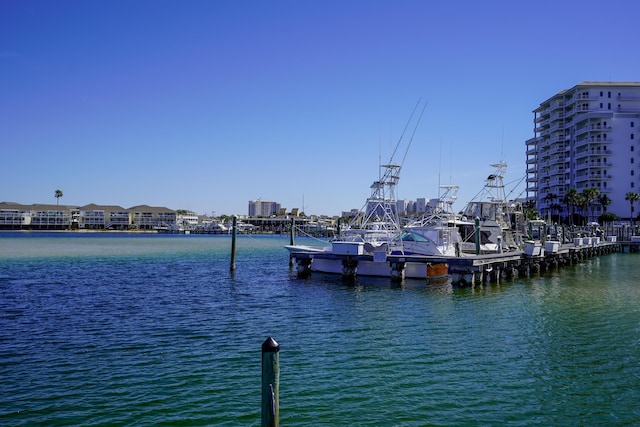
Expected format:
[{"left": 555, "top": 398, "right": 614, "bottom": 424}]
[
  {"left": 608, "top": 91, "right": 611, "bottom": 98},
  {"left": 608, "top": 103, "right": 611, "bottom": 110},
  {"left": 632, "top": 134, "right": 635, "bottom": 140},
  {"left": 600, "top": 91, "right": 604, "bottom": 96},
  {"left": 631, "top": 121, "right": 635, "bottom": 127},
  {"left": 600, "top": 103, "right": 603, "bottom": 108}
]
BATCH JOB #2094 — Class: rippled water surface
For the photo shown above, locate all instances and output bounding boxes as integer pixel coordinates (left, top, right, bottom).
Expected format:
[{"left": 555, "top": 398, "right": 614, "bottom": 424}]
[{"left": 1, "top": 232, "right": 639, "bottom": 426}]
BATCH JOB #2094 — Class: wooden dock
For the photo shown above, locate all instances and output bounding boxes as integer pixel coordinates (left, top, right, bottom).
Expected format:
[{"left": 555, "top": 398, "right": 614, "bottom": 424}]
[{"left": 290, "top": 239, "right": 629, "bottom": 286}]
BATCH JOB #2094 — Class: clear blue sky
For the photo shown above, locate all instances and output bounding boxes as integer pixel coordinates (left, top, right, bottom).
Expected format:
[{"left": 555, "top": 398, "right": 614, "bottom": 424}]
[{"left": 2, "top": 0, "right": 639, "bottom": 216}]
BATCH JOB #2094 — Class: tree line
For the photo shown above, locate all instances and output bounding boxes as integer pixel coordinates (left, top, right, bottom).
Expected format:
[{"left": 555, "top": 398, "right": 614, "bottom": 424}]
[{"left": 524, "top": 188, "right": 640, "bottom": 226}]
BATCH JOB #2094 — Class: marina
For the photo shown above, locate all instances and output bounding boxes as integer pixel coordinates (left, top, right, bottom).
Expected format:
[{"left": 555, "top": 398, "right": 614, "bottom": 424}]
[
  {"left": 286, "top": 155, "right": 639, "bottom": 286},
  {"left": 289, "top": 237, "right": 626, "bottom": 285}
]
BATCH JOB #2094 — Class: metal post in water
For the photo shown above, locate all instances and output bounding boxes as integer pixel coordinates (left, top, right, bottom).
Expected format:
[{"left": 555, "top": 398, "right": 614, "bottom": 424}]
[
  {"left": 475, "top": 217, "right": 481, "bottom": 255},
  {"left": 230, "top": 215, "right": 237, "bottom": 272},
  {"left": 261, "top": 337, "right": 280, "bottom": 427}
]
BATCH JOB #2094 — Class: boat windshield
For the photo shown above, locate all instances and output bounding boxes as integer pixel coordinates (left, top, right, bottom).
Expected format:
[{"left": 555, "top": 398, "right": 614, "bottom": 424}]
[{"left": 397, "top": 231, "right": 430, "bottom": 242}]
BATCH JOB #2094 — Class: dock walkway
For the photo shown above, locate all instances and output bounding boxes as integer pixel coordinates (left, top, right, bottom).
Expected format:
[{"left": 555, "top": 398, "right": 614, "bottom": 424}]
[{"left": 290, "top": 239, "right": 630, "bottom": 286}]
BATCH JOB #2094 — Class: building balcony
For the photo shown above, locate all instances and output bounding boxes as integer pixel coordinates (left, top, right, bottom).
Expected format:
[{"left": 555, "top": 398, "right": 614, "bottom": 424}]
[
  {"left": 549, "top": 146, "right": 565, "bottom": 156},
  {"left": 546, "top": 178, "right": 565, "bottom": 187},
  {"left": 535, "top": 124, "right": 549, "bottom": 133},
  {"left": 575, "top": 151, "right": 591, "bottom": 160},
  {"left": 548, "top": 122, "right": 565, "bottom": 132},
  {"left": 548, "top": 168, "right": 565, "bottom": 176},
  {"left": 588, "top": 162, "right": 612, "bottom": 169},
  {"left": 535, "top": 114, "right": 549, "bottom": 124},
  {"left": 550, "top": 100, "right": 565, "bottom": 110}
]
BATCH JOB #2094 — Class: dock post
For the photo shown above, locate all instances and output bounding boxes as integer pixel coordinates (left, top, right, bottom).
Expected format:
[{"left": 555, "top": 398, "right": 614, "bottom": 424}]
[
  {"left": 341, "top": 257, "right": 358, "bottom": 282},
  {"left": 475, "top": 217, "right": 481, "bottom": 255},
  {"left": 261, "top": 337, "right": 280, "bottom": 427},
  {"left": 289, "top": 217, "right": 295, "bottom": 246},
  {"left": 289, "top": 218, "right": 295, "bottom": 267},
  {"left": 230, "top": 215, "right": 237, "bottom": 272},
  {"left": 295, "top": 257, "right": 313, "bottom": 279},
  {"left": 390, "top": 261, "right": 405, "bottom": 283}
]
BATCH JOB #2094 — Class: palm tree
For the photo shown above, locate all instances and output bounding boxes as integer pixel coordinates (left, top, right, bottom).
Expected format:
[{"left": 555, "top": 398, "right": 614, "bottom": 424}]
[
  {"left": 563, "top": 188, "right": 579, "bottom": 225},
  {"left": 598, "top": 194, "right": 612, "bottom": 213},
  {"left": 581, "top": 187, "right": 600, "bottom": 224},
  {"left": 54, "top": 189, "right": 63, "bottom": 205},
  {"left": 522, "top": 200, "right": 538, "bottom": 221},
  {"left": 576, "top": 193, "right": 588, "bottom": 226},
  {"left": 551, "top": 203, "right": 563, "bottom": 222},
  {"left": 625, "top": 192, "right": 640, "bottom": 225},
  {"left": 543, "top": 192, "right": 556, "bottom": 222}
]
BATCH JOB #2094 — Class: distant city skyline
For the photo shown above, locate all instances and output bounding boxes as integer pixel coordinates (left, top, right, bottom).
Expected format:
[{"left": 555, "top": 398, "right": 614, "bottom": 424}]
[{"left": 3, "top": 1, "right": 639, "bottom": 216}]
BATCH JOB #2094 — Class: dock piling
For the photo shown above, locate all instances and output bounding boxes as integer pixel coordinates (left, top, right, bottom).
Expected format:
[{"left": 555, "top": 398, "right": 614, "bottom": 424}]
[
  {"left": 475, "top": 217, "right": 481, "bottom": 255},
  {"left": 230, "top": 215, "right": 237, "bottom": 272},
  {"left": 289, "top": 218, "right": 295, "bottom": 267},
  {"left": 261, "top": 337, "right": 280, "bottom": 427}
]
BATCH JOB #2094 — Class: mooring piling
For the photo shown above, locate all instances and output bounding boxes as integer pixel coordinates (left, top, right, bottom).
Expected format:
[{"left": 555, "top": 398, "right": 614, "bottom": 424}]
[
  {"left": 289, "top": 218, "right": 295, "bottom": 267},
  {"left": 230, "top": 215, "right": 237, "bottom": 272},
  {"left": 289, "top": 217, "right": 295, "bottom": 246},
  {"left": 261, "top": 337, "right": 280, "bottom": 427},
  {"left": 475, "top": 217, "right": 481, "bottom": 255}
]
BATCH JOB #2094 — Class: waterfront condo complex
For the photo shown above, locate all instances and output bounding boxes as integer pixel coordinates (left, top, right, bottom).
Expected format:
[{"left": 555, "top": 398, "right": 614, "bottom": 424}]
[{"left": 526, "top": 81, "right": 640, "bottom": 222}]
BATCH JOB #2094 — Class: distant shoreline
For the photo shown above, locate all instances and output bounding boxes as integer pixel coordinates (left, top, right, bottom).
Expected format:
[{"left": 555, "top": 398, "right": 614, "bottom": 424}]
[{"left": 0, "top": 229, "right": 159, "bottom": 234}]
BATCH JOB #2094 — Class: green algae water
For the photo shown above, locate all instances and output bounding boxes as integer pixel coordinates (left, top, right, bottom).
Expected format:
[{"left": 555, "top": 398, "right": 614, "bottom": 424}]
[{"left": 1, "top": 233, "right": 639, "bottom": 426}]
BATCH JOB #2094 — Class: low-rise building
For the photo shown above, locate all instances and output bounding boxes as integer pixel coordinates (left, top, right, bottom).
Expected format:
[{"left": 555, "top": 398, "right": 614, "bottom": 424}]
[
  {"left": 129, "top": 205, "right": 177, "bottom": 230},
  {"left": 80, "top": 204, "right": 130, "bottom": 230},
  {"left": 0, "top": 202, "right": 177, "bottom": 231}
]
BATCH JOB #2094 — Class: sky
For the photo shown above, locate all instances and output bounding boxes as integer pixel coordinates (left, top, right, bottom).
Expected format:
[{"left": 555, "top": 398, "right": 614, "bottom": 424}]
[{"left": 2, "top": 0, "right": 640, "bottom": 217}]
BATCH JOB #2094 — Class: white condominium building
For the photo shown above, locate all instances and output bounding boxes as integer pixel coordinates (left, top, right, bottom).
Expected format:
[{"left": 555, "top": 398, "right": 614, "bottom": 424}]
[
  {"left": 526, "top": 81, "right": 640, "bottom": 222},
  {"left": 248, "top": 199, "right": 282, "bottom": 217}
]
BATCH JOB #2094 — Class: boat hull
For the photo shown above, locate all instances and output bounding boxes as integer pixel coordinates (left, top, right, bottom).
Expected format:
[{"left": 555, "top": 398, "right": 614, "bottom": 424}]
[{"left": 292, "top": 254, "right": 448, "bottom": 280}]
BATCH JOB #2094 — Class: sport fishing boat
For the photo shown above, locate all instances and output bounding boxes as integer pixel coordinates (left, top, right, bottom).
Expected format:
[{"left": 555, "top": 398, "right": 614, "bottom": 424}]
[
  {"left": 286, "top": 101, "right": 450, "bottom": 279},
  {"left": 404, "top": 184, "right": 462, "bottom": 257},
  {"left": 454, "top": 161, "right": 525, "bottom": 254}
]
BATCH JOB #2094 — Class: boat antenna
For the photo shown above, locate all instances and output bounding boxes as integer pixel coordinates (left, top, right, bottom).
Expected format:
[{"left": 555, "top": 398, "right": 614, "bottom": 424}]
[
  {"left": 388, "top": 98, "right": 422, "bottom": 165},
  {"left": 379, "top": 130, "right": 382, "bottom": 183},
  {"left": 437, "top": 138, "right": 442, "bottom": 200},
  {"left": 399, "top": 99, "right": 428, "bottom": 169},
  {"left": 500, "top": 126, "right": 505, "bottom": 162}
]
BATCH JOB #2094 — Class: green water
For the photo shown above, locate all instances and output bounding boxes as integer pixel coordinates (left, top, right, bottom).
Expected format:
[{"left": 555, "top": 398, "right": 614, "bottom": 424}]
[{"left": 0, "top": 233, "right": 639, "bottom": 425}]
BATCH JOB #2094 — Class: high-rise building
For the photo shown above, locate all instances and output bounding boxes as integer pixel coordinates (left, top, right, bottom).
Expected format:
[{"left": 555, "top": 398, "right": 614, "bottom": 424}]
[
  {"left": 526, "top": 82, "right": 640, "bottom": 222},
  {"left": 248, "top": 199, "right": 281, "bottom": 217}
]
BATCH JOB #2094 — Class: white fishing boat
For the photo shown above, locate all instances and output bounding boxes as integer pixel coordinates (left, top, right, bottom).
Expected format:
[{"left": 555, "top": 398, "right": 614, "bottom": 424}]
[
  {"left": 453, "top": 161, "right": 525, "bottom": 254},
  {"left": 405, "top": 184, "right": 462, "bottom": 257},
  {"left": 286, "top": 100, "right": 450, "bottom": 280}
]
